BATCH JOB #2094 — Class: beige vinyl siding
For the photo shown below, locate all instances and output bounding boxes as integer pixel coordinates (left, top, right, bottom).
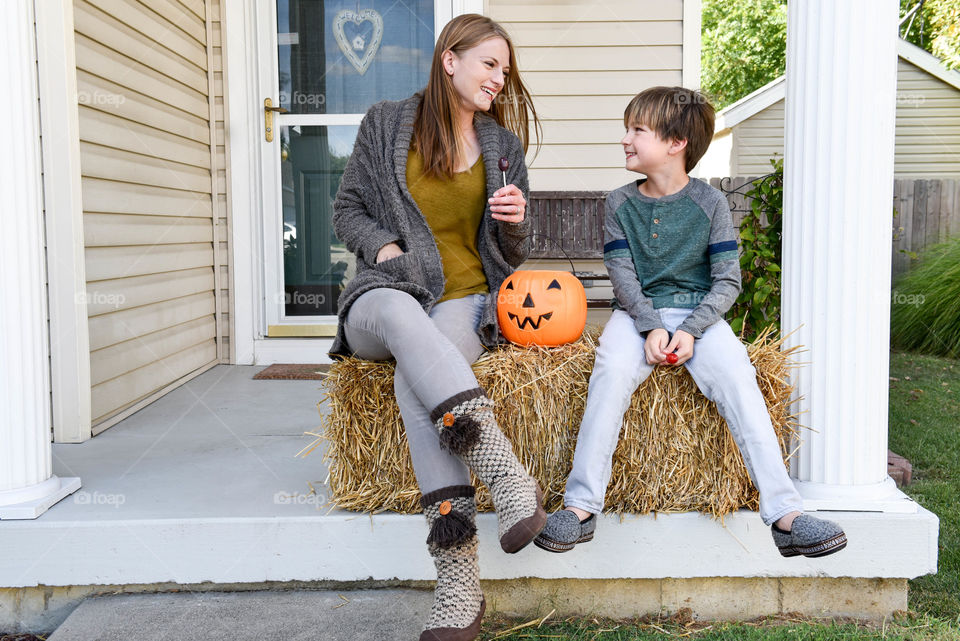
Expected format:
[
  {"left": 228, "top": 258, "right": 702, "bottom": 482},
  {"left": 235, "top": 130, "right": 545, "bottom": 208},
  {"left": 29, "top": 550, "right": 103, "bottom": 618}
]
[
  {"left": 76, "top": 0, "right": 226, "bottom": 429},
  {"left": 893, "top": 58, "right": 960, "bottom": 177},
  {"left": 730, "top": 100, "right": 785, "bottom": 176},
  {"left": 209, "top": 0, "right": 230, "bottom": 360},
  {"left": 726, "top": 59, "right": 960, "bottom": 178},
  {"left": 487, "top": 0, "right": 685, "bottom": 191}
]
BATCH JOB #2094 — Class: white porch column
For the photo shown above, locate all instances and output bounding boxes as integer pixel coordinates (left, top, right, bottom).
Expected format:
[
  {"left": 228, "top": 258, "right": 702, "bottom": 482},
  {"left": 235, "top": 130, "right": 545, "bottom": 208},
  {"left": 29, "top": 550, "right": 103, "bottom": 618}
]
[
  {"left": 0, "top": 0, "right": 81, "bottom": 519},
  {"left": 782, "top": 0, "right": 910, "bottom": 511}
]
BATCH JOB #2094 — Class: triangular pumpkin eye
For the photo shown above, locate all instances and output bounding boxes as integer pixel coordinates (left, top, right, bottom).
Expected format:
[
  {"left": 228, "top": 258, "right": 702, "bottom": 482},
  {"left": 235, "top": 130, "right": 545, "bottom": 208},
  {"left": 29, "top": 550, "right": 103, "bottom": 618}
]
[
  {"left": 547, "top": 279, "right": 561, "bottom": 290},
  {"left": 505, "top": 281, "right": 514, "bottom": 290}
]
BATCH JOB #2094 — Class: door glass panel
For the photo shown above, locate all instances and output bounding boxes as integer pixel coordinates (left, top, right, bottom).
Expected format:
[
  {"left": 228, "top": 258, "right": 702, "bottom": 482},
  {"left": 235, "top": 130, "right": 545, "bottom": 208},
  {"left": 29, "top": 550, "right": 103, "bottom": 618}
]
[
  {"left": 281, "top": 124, "right": 358, "bottom": 316},
  {"left": 277, "top": 0, "right": 435, "bottom": 114}
]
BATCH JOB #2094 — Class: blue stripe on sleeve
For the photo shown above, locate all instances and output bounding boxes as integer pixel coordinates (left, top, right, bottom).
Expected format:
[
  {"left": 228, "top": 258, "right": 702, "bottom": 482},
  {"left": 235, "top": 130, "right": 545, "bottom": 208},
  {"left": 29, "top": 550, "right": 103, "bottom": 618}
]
[
  {"left": 603, "top": 239, "right": 629, "bottom": 253},
  {"left": 709, "top": 249, "right": 739, "bottom": 264},
  {"left": 708, "top": 240, "right": 738, "bottom": 255}
]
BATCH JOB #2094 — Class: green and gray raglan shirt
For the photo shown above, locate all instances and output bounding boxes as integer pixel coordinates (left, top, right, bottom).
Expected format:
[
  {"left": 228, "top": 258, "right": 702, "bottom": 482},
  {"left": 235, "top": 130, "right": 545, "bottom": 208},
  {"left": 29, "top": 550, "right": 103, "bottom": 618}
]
[{"left": 603, "top": 177, "right": 741, "bottom": 338}]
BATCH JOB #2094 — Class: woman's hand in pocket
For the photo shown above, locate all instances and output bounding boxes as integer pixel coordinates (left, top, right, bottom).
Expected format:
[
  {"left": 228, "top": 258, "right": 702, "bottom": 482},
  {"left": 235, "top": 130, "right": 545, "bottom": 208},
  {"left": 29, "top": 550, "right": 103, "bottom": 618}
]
[{"left": 376, "top": 242, "right": 404, "bottom": 264}]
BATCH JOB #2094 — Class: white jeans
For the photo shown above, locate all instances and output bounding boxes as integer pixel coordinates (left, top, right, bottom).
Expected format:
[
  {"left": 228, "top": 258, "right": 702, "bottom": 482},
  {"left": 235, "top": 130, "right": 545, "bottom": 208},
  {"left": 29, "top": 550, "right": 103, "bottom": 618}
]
[{"left": 564, "top": 309, "right": 803, "bottom": 525}]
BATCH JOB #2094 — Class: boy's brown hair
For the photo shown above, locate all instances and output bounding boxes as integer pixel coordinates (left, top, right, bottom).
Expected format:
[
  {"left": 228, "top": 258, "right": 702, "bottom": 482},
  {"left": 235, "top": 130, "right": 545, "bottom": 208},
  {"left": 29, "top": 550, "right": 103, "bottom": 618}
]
[{"left": 623, "top": 87, "right": 715, "bottom": 173}]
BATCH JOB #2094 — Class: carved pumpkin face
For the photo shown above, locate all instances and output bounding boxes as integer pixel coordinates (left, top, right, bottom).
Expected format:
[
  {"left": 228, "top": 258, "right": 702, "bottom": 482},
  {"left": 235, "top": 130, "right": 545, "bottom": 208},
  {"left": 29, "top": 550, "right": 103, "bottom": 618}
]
[{"left": 497, "top": 270, "right": 587, "bottom": 346}]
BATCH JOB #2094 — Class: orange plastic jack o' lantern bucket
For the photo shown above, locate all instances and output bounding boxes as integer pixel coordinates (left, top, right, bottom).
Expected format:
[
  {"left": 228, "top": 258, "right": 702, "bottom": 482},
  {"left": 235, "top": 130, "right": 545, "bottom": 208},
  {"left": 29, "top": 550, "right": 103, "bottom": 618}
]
[{"left": 497, "top": 270, "right": 587, "bottom": 347}]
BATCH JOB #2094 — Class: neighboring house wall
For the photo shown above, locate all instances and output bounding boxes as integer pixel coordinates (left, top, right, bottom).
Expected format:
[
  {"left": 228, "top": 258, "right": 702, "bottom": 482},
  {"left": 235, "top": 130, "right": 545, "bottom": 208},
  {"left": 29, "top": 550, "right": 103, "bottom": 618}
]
[
  {"left": 729, "top": 100, "right": 784, "bottom": 176},
  {"left": 894, "top": 58, "right": 960, "bottom": 177},
  {"left": 75, "top": 0, "right": 228, "bottom": 431},
  {"left": 714, "top": 58, "right": 960, "bottom": 178},
  {"left": 487, "top": 0, "right": 686, "bottom": 191}
]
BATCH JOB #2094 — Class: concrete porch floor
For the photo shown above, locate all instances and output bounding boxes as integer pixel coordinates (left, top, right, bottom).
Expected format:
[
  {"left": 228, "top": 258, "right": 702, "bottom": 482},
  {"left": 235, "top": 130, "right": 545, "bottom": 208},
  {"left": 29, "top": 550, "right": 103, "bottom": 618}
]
[{"left": 0, "top": 365, "right": 939, "bottom": 633}]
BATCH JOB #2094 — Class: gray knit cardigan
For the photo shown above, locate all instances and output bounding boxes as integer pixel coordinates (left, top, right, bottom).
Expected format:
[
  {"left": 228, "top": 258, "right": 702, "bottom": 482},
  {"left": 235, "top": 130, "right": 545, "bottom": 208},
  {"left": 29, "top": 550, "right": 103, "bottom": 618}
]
[{"left": 328, "top": 94, "right": 531, "bottom": 358}]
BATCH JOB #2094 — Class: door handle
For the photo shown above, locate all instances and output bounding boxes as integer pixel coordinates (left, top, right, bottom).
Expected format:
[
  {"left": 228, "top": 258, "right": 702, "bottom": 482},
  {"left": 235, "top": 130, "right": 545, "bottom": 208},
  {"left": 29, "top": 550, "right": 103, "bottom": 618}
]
[{"left": 264, "top": 98, "right": 289, "bottom": 142}]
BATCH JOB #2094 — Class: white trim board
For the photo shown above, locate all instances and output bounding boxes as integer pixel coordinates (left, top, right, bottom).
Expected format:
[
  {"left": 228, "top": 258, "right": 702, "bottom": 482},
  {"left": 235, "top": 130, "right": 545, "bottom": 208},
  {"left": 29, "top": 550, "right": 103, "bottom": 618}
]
[
  {"left": 682, "top": 0, "right": 702, "bottom": 89},
  {"left": 223, "top": 0, "right": 261, "bottom": 365},
  {"left": 0, "top": 508, "right": 938, "bottom": 587},
  {"left": 254, "top": 338, "right": 334, "bottom": 365},
  {"left": 897, "top": 38, "right": 960, "bottom": 90},
  {"left": 35, "top": 0, "right": 92, "bottom": 443},
  {"left": 715, "top": 77, "right": 786, "bottom": 132}
]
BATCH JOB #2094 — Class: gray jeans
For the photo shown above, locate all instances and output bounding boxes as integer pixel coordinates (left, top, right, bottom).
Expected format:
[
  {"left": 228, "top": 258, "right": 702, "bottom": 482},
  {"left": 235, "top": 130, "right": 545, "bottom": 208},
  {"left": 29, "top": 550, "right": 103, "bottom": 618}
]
[{"left": 343, "top": 288, "right": 488, "bottom": 494}]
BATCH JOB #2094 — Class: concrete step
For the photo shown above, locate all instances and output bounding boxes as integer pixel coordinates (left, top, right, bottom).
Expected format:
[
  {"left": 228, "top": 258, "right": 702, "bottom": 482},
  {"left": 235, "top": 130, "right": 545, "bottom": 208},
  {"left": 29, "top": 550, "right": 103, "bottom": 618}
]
[{"left": 48, "top": 589, "right": 434, "bottom": 641}]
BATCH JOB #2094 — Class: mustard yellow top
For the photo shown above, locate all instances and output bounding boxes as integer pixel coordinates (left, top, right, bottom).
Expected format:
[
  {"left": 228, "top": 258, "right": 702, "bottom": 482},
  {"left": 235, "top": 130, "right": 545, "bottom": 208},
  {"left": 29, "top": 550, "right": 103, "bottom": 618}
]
[{"left": 406, "top": 149, "right": 489, "bottom": 303}]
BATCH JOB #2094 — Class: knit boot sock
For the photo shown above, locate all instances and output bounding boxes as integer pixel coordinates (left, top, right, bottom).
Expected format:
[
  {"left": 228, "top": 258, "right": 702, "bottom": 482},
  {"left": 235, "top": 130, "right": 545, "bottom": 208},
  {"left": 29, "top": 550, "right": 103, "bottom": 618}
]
[
  {"left": 420, "top": 485, "right": 485, "bottom": 641},
  {"left": 431, "top": 389, "right": 547, "bottom": 553}
]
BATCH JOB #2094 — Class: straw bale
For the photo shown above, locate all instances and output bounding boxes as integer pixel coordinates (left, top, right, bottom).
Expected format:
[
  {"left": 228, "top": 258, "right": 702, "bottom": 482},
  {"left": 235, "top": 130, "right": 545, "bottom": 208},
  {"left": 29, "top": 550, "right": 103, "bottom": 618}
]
[{"left": 316, "top": 327, "right": 799, "bottom": 517}]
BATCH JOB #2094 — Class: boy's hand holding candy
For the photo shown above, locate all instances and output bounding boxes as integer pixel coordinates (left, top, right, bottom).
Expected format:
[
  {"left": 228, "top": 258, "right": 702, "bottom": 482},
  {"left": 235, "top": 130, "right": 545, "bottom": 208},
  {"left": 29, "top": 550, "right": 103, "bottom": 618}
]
[
  {"left": 663, "top": 329, "right": 694, "bottom": 365},
  {"left": 645, "top": 328, "right": 694, "bottom": 366},
  {"left": 644, "top": 329, "right": 670, "bottom": 365}
]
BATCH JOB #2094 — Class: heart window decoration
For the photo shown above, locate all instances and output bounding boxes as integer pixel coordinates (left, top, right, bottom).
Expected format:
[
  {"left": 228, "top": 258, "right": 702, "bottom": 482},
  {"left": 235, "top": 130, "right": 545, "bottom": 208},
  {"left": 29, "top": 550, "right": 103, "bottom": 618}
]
[{"left": 333, "top": 9, "right": 384, "bottom": 75}]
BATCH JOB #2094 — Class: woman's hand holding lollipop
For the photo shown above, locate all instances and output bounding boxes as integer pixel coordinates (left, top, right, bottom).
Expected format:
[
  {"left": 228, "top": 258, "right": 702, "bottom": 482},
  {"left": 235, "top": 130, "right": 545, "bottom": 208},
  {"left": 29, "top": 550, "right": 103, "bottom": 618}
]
[{"left": 490, "top": 156, "right": 525, "bottom": 223}]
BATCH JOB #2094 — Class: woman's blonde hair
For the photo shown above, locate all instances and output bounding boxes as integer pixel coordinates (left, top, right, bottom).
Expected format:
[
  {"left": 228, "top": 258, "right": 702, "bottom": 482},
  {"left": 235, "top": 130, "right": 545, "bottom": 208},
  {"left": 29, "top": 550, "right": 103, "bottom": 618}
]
[{"left": 414, "top": 14, "right": 540, "bottom": 178}]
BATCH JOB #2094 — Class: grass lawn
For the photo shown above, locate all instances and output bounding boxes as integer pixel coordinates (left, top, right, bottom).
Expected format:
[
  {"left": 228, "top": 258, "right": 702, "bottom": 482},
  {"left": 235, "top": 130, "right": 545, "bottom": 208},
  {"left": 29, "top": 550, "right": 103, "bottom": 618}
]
[
  {"left": 888, "top": 351, "right": 960, "bottom": 622},
  {"left": 479, "top": 614, "right": 958, "bottom": 640},
  {"left": 481, "top": 350, "right": 960, "bottom": 640}
]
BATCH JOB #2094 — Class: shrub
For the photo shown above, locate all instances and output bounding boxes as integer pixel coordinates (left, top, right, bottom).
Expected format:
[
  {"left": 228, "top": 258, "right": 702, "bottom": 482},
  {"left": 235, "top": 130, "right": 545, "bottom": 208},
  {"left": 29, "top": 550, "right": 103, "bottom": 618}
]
[
  {"left": 728, "top": 159, "right": 783, "bottom": 341},
  {"left": 891, "top": 237, "right": 960, "bottom": 358}
]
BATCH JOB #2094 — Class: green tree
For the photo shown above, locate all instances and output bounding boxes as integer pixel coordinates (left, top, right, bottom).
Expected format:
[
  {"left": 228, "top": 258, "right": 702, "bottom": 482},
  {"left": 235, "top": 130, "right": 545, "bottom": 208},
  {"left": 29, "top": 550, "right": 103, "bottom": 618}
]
[
  {"left": 701, "top": 0, "right": 787, "bottom": 109},
  {"left": 702, "top": 1, "right": 960, "bottom": 109},
  {"left": 900, "top": 0, "right": 960, "bottom": 69}
]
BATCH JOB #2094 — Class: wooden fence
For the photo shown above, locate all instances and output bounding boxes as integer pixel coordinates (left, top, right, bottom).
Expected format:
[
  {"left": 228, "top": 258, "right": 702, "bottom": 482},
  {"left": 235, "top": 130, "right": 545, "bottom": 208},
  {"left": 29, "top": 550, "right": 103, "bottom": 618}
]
[
  {"left": 529, "top": 178, "right": 960, "bottom": 279},
  {"left": 891, "top": 179, "right": 960, "bottom": 277}
]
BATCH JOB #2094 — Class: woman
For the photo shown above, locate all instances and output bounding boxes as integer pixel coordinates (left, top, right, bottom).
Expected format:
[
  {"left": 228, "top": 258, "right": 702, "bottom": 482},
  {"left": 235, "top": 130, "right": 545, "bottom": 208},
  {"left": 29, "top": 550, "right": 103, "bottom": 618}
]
[{"left": 330, "top": 14, "right": 545, "bottom": 641}]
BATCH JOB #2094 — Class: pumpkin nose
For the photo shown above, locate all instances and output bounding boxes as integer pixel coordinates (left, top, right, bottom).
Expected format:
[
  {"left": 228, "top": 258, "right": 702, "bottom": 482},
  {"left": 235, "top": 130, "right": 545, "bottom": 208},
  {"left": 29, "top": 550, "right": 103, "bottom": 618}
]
[{"left": 522, "top": 293, "right": 535, "bottom": 308}]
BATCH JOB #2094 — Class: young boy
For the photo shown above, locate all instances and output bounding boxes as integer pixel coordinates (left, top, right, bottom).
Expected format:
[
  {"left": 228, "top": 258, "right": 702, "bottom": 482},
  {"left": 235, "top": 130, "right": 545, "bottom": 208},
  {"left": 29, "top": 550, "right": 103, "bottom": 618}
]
[{"left": 533, "top": 87, "right": 846, "bottom": 558}]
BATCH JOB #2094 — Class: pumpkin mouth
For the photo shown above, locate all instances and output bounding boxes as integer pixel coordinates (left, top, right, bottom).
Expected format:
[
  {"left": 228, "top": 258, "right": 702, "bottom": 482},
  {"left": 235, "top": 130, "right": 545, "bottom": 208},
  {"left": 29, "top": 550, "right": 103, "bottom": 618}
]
[{"left": 507, "top": 311, "right": 553, "bottom": 330}]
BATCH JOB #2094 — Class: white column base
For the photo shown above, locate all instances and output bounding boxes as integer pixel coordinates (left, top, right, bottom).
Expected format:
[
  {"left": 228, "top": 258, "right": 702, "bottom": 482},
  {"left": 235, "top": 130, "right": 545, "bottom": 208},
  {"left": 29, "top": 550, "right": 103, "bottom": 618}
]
[
  {"left": 797, "top": 477, "right": 917, "bottom": 514},
  {"left": 0, "top": 476, "right": 81, "bottom": 520}
]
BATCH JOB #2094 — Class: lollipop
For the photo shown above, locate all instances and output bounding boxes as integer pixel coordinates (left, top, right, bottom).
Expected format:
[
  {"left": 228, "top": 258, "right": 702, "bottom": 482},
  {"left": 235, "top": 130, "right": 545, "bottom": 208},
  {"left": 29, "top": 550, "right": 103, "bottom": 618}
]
[{"left": 498, "top": 156, "right": 509, "bottom": 188}]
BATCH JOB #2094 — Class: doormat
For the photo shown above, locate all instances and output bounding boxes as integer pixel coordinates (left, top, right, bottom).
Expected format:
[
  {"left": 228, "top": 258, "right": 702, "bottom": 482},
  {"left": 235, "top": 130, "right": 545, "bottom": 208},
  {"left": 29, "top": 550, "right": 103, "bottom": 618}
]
[{"left": 253, "top": 364, "right": 331, "bottom": 380}]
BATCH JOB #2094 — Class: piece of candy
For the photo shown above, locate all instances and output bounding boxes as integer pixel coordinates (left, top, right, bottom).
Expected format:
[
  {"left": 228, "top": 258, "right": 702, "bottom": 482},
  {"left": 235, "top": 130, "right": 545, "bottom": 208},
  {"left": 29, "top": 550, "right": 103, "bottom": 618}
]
[
  {"left": 666, "top": 352, "right": 679, "bottom": 364},
  {"left": 498, "top": 157, "right": 509, "bottom": 187}
]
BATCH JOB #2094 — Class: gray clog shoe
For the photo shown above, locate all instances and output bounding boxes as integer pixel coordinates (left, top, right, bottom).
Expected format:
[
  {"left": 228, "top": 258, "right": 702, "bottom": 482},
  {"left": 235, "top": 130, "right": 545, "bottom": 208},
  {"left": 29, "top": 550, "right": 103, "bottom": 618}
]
[
  {"left": 533, "top": 509, "right": 596, "bottom": 553},
  {"left": 772, "top": 514, "right": 847, "bottom": 558}
]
